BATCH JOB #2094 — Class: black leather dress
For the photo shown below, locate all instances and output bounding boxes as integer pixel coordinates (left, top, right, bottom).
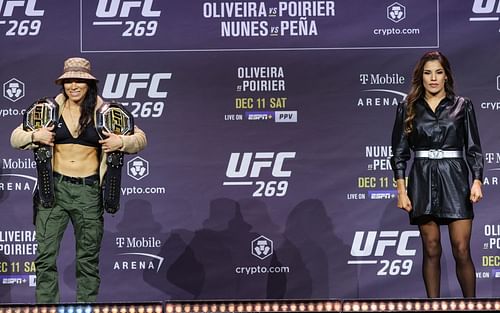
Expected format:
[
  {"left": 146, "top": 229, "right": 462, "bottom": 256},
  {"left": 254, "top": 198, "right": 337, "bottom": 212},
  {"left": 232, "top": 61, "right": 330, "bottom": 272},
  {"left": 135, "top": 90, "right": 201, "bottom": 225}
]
[{"left": 390, "top": 95, "right": 483, "bottom": 225}]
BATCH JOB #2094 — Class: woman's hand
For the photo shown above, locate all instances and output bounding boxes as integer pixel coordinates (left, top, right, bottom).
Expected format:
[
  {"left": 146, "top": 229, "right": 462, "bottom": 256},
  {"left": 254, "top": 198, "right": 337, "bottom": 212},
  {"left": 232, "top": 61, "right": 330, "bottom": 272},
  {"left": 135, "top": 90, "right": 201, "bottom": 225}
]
[
  {"left": 397, "top": 191, "right": 413, "bottom": 212},
  {"left": 470, "top": 179, "right": 483, "bottom": 203},
  {"left": 99, "top": 131, "right": 124, "bottom": 153},
  {"left": 395, "top": 178, "right": 412, "bottom": 212},
  {"left": 32, "top": 125, "right": 55, "bottom": 146}
]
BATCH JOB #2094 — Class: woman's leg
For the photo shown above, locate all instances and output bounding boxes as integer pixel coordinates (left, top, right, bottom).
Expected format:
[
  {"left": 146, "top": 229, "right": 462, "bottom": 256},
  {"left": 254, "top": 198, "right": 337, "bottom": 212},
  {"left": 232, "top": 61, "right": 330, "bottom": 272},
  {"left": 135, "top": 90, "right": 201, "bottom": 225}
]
[
  {"left": 35, "top": 182, "right": 70, "bottom": 303},
  {"left": 69, "top": 181, "right": 104, "bottom": 303},
  {"left": 448, "top": 219, "right": 476, "bottom": 298},
  {"left": 418, "top": 220, "right": 442, "bottom": 298}
]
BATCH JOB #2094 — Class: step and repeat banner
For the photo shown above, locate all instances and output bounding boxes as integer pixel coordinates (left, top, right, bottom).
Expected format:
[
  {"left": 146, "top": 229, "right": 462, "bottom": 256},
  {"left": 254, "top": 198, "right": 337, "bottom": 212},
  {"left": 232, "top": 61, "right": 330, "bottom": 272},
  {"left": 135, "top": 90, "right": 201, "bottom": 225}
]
[{"left": 1, "top": 0, "right": 500, "bottom": 303}]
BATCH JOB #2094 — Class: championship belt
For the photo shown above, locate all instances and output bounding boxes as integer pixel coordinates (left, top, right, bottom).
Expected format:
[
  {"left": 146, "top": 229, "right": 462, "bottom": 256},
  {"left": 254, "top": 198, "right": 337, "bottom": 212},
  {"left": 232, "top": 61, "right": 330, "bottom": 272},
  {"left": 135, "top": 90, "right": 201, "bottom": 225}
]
[
  {"left": 96, "top": 101, "right": 134, "bottom": 214},
  {"left": 23, "top": 97, "right": 59, "bottom": 208}
]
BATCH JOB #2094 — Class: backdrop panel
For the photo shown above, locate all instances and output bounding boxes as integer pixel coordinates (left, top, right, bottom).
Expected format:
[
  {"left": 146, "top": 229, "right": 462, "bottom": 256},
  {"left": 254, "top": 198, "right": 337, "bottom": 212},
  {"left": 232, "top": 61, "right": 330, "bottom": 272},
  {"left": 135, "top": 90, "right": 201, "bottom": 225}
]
[{"left": 1, "top": 0, "right": 500, "bottom": 303}]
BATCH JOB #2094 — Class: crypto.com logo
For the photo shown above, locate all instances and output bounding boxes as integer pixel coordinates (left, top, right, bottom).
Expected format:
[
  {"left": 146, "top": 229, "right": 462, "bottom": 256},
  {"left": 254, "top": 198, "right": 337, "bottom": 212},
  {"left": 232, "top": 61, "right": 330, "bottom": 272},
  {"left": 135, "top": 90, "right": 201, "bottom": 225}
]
[
  {"left": 3, "top": 78, "right": 25, "bottom": 102},
  {"left": 127, "top": 156, "right": 149, "bottom": 180},
  {"left": 387, "top": 2, "right": 406, "bottom": 23},
  {"left": 252, "top": 235, "right": 273, "bottom": 260}
]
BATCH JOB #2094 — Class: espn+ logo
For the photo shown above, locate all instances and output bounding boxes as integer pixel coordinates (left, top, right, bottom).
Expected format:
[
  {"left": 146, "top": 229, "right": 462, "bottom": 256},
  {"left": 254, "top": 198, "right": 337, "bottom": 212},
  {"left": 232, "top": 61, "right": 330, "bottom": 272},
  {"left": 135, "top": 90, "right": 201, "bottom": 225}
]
[
  {"left": 224, "top": 152, "right": 295, "bottom": 198},
  {"left": 102, "top": 73, "right": 171, "bottom": 118},
  {"left": 93, "top": 0, "right": 161, "bottom": 37},
  {"left": 349, "top": 230, "right": 419, "bottom": 276},
  {"left": 0, "top": 0, "right": 44, "bottom": 37}
]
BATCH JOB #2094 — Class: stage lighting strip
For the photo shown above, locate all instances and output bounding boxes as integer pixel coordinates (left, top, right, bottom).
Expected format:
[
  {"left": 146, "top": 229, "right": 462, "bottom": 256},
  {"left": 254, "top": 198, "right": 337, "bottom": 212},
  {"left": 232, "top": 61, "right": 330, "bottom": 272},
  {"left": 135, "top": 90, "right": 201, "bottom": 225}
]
[
  {"left": 0, "top": 304, "right": 163, "bottom": 313},
  {"left": 164, "top": 299, "right": 500, "bottom": 312},
  {"left": 3, "top": 300, "right": 500, "bottom": 312},
  {"left": 165, "top": 301, "right": 342, "bottom": 313},
  {"left": 342, "top": 299, "right": 500, "bottom": 312}
]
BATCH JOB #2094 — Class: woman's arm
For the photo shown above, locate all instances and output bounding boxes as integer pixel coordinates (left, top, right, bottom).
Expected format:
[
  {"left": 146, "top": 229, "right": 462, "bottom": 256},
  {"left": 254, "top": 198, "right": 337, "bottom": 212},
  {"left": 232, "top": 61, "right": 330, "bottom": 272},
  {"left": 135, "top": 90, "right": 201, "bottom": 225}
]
[
  {"left": 11, "top": 123, "right": 38, "bottom": 150},
  {"left": 463, "top": 98, "right": 484, "bottom": 182},
  {"left": 120, "top": 125, "right": 147, "bottom": 153}
]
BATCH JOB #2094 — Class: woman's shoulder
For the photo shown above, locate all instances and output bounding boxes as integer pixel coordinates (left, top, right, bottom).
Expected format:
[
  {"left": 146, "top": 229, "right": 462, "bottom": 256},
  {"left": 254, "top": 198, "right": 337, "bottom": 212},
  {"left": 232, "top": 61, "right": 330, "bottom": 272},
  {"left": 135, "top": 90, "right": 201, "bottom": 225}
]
[
  {"left": 94, "top": 96, "right": 105, "bottom": 110},
  {"left": 452, "top": 95, "right": 473, "bottom": 104},
  {"left": 448, "top": 95, "right": 479, "bottom": 116},
  {"left": 54, "top": 93, "right": 65, "bottom": 107},
  {"left": 451, "top": 95, "right": 475, "bottom": 110},
  {"left": 396, "top": 99, "right": 410, "bottom": 113}
]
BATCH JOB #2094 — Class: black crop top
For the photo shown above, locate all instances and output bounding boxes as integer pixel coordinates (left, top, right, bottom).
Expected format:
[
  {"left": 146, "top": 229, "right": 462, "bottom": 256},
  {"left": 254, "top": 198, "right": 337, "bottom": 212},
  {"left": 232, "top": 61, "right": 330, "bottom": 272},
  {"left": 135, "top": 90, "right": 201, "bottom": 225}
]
[{"left": 55, "top": 116, "right": 101, "bottom": 147}]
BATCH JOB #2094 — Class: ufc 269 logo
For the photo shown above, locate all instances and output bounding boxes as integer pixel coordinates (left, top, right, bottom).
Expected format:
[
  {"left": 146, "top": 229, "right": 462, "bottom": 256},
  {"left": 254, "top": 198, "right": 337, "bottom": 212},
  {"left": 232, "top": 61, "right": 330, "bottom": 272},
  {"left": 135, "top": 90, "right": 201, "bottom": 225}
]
[
  {"left": 470, "top": 0, "right": 500, "bottom": 26},
  {"left": 0, "top": 0, "right": 44, "bottom": 36},
  {"left": 348, "top": 230, "right": 419, "bottom": 276},
  {"left": 102, "top": 73, "right": 171, "bottom": 118},
  {"left": 224, "top": 152, "right": 295, "bottom": 198},
  {"left": 472, "top": 0, "right": 500, "bottom": 14},
  {"left": 93, "top": 0, "right": 161, "bottom": 37}
]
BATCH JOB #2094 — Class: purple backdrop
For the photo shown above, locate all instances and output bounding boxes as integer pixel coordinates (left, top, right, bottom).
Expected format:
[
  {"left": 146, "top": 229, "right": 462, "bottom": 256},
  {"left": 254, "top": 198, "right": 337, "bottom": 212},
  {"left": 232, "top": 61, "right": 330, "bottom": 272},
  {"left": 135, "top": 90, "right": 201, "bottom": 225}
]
[{"left": 1, "top": 0, "right": 500, "bottom": 303}]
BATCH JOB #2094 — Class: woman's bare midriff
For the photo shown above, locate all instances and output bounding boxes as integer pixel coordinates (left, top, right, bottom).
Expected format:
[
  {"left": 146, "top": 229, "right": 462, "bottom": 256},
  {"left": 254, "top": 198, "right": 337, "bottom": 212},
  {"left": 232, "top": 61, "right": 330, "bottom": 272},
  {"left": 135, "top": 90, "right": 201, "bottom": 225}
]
[{"left": 53, "top": 144, "right": 99, "bottom": 177}]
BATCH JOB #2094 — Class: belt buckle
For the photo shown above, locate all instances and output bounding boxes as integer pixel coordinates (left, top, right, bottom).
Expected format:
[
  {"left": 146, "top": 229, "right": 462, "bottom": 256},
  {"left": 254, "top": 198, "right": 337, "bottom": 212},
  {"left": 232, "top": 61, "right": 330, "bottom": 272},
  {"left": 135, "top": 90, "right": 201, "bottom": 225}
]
[{"left": 428, "top": 149, "right": 443, "bottom": 159}]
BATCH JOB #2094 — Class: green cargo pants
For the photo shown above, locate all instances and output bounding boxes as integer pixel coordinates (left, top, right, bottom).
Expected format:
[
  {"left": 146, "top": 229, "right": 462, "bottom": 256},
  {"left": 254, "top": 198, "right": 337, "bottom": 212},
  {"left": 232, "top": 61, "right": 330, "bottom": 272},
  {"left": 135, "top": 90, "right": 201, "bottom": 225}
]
[{"left": 35, "top": 174, "right": 103, "bottom": 303}]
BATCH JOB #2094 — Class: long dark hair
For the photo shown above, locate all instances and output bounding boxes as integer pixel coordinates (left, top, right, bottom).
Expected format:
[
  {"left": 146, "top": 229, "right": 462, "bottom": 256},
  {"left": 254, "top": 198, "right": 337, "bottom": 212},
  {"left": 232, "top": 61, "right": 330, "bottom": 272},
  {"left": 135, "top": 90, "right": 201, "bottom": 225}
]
[
  {"left": 62, "top": 80, "right": 98, "bottom": 134},
  {"left": 404, "top": 51, "right": 455, "bottom": 134}
]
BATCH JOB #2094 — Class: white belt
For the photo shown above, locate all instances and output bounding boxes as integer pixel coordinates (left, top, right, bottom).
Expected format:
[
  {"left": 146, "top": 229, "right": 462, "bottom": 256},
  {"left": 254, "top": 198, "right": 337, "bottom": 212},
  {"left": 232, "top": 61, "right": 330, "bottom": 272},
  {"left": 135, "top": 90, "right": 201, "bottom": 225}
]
[{"left": 415, "top": 149, "right": 462, "bottom": 159}]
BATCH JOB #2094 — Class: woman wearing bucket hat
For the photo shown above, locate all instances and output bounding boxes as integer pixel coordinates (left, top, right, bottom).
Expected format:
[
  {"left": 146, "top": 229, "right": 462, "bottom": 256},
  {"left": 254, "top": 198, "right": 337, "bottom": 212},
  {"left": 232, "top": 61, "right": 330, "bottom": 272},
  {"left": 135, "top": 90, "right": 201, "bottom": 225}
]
[{"left": 10, "top": 57, "right": 147, "bottom": 303}]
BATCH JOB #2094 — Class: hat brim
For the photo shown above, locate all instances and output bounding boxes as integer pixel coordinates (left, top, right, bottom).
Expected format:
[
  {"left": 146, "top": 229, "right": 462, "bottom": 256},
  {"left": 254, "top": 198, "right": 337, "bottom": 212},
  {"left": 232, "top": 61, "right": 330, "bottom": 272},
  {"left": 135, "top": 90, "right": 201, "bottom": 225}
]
[{"left": 55, "top": 71, "right": 98, "bottom": 85}]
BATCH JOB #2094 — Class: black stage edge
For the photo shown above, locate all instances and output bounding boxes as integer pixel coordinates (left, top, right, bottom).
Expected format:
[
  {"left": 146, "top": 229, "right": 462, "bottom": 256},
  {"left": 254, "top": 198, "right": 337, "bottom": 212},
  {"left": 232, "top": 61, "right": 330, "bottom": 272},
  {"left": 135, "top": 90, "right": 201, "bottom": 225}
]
[{"left": 2, "top": 299, "right": 500, "bottom": 312}]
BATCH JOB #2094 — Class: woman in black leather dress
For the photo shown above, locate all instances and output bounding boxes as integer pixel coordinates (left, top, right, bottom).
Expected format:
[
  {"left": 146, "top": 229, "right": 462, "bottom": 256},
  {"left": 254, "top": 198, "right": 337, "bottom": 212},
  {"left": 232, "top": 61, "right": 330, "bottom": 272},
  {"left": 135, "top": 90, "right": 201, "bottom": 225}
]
[{"left": 390, "top": 51, "right": 483, "bottom": 298}]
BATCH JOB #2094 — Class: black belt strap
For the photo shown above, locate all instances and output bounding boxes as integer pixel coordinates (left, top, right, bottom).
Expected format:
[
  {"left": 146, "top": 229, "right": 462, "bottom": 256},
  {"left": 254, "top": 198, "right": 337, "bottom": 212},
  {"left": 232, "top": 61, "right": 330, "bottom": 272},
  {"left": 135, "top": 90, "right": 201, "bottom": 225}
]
[
  {"left": 102, "top": 152, "right": 124, "bottom": 214},
  {"left": 23, "top": 97, "right": 58, "bottom": 209},
  {"left": 96, "top": 100, "right": 134, "bottom": 214},
  {"left": 34, "top": 147, "right": 55, "bottom": 208}
]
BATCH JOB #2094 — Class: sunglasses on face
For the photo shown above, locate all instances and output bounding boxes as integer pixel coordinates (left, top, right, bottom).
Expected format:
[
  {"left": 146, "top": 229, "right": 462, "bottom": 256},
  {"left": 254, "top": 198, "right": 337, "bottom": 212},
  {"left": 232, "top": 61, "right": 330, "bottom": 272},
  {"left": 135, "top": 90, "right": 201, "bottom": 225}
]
[{"left": 62, "top": 79, "right": 89, "bottom": 85}]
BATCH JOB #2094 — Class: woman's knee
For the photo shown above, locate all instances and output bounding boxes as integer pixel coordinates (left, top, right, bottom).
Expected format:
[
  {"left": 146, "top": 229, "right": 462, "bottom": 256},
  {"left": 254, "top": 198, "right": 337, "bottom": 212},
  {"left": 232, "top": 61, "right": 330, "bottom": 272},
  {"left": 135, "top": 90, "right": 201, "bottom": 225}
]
[
  {"left": 422, "top": 238, "right": 442, "bottom": 258},
  {"left": 452, "top": 241, "right": 471, "bottom": 262}
]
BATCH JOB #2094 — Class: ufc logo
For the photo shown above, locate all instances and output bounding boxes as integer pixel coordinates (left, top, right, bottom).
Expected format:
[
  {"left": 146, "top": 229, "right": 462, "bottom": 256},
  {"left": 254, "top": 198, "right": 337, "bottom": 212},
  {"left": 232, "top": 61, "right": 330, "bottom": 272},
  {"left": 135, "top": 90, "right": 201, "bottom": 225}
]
[
  {"left": 472, "top": 0, "right": 500, "bottom": 13},
  {"left": 108, "top": 109, "right": 127, "bottom": 132},
  {"left": 0, "top": 0, "right": 43, "bottom": 17},
  {"left": 350, "top": 231, "right": 419, "bottom": 257},
  {"left": 226, "top": 152, "right": 296, "bottom": 178},
  {"left": 96, "top": 0, "right": 161, "bottom": 18},
  {"left": 31, "top": 105, "right": 47, "bottom": 128},
  {"left": 102, "top": 73, "right": 171, "bottom": 98}
]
